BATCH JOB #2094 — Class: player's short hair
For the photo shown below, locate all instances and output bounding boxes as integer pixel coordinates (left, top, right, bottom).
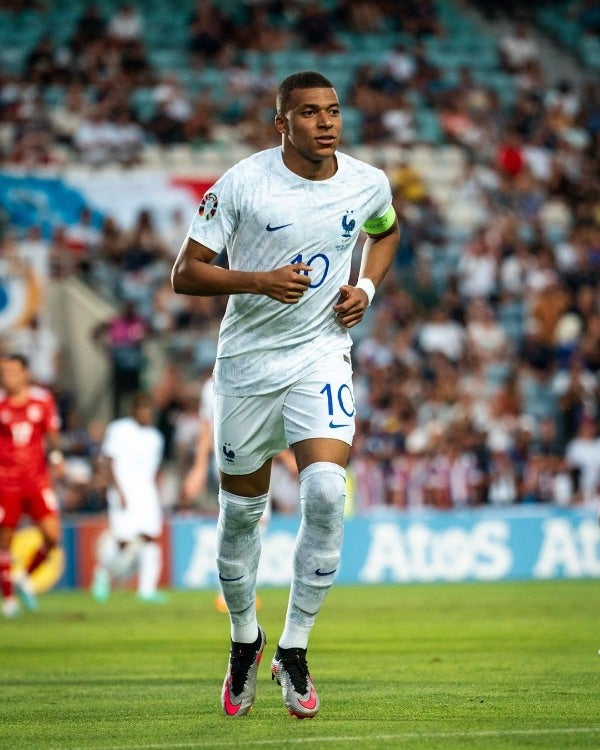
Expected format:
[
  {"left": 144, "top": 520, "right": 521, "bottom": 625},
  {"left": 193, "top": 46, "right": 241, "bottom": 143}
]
[
  {"left": 1, "top": 352, "right": 29, "bottom": 369},
  {"left": 276, "top": 71, "right": 335, "bottom": 114}
]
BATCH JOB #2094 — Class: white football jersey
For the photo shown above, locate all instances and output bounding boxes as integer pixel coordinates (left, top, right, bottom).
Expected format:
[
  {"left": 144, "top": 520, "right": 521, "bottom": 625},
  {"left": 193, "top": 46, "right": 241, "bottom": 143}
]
[
  {"left": 187, "top": 147, "right": 392, "bottom": 396},
  {"left": 102, "top": 417, "right": 164, "bottom": 502}
]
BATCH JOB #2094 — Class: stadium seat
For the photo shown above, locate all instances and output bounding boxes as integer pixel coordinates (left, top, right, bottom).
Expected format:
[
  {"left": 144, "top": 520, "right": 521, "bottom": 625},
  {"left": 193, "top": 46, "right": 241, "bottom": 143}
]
[
  {"left": 414, "top": 109, "right": 443, "bottom": 145},
  {"left": 129, "top": 88, "right": 156, "bottom": 123},
  {"left": 340, "top": 107, "right": 363, "bottom": 146}
]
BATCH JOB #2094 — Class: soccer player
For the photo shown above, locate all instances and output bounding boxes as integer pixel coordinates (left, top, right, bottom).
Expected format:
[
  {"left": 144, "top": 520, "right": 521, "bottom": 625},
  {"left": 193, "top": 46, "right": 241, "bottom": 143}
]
[
  {"left": 91, "top": 392, "right": 167, "bottom": 604},
  {"left": 0, "top": 353, "right": 63, "bottom": 618},
  {"left": 182, "top": 373, "right": 217, "bottom": 507},
  {"left": 171, "top": 70, "right": 399, "bottom": 718}
]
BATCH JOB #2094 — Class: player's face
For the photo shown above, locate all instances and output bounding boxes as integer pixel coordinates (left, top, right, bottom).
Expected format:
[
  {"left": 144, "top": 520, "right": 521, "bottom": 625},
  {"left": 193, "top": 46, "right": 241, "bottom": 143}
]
[
  {"left": 134, "top": 403, "right": 153, "bottom": 426},
  {"left": 0, "top": 358, "right": 29, "bottom": 395},
  {"left": 276, "top": 87, "right": 341, "bottom": 167}
]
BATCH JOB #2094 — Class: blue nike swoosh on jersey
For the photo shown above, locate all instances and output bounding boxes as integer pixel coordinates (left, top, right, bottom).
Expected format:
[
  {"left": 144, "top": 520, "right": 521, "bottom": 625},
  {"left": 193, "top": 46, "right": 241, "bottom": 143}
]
[
  {"left": 329, "top": 420, "right": 350, "bottom": 428},
  {"left": 315, "top": 568, "right": 337, "bottom": 576},
  {"left": 266, "top": 222, "right": 294, "bottom": 231}
]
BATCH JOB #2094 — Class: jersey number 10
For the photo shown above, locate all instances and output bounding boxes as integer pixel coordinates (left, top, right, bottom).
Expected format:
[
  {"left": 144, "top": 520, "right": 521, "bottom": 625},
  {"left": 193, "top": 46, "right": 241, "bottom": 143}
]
[{"left": 291, "top": 253, "right": 330, "bottom": 288}]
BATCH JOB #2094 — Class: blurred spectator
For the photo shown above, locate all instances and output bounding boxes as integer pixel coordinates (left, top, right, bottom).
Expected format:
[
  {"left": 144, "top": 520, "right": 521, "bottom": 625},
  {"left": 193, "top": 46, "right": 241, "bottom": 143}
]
[
  {"left": 188, "top": 0, "right": 232, "bottom": 67},
  {"left": 92, "top": 301, "right": 150, "bottom": 418},
  {"left": 565, "top": 416, "right": 600, "bottom": 505},
  {"left": 10, "top": 316, "right": 59, "bottom": 388},
  {"left": 25, "top": 35, "right": 70, "bottom": 87},
  {"left": 110, "top": 106, "right": 145, "bottom": 166},
  {"left": 398, "top": 0, "right": 443, "bottom": 37},
  {"left": 487, "top": 443, "right": 520, "bottom": 505},
  {"left": 552, "top": 351, "right": 599, "bottom": 443},
  {"left": 49, "top": 82, "right": 89, "bottom": 147},
  {"left": 499, "top": 22, "right": 540, "bottom": 74},
  {"left": 107, "top": 2, "right": 144, "bottom": 45},
  {"left": 385, "top": 44, "right": 417, "bottom": 86},
  {"left": 295, "top": 3, "right": 345, "bottom": 53},
  {"left": 7, "top": 89, "right": 54, "bottom": 166},
  {"left": 153, "top": 73, "right": 192, "bottom": 124},
  {"left": 465, "top": 298, "right": 510, "bottom": 362},
  {"left": 571, "top": 1, "right": 600, "bottom": 35},
  {"left": 240, "top": 5, "right": 291, "bottom": 52},
  {"left": 118, "top": 39, "right": 154, "bottom": 88},
  {"left": 182, "top": 92, "right": 216, "bottom": 145},
  {"left": 148, "top": 99, "right": 187, "bottom": 145},
  {"left": 70, "top": 4, "right": 107, "bottom": 52},
  {"left": 152, "top": 361, "right": 188, "bottom": 463},
  {"left": 336, "top": 0, "right": 386, "bottom": 33},
  {"left": 458, "top": 228, "right": 499, "bottom": 300},
  {"left": 73, "top": 104, "right": 115, "bottom": 166},
  {"left": 418, "top": 304, "right": 465, "bottom": 363},
  {"left": 121, "top": 209, "right": 169, "bottom": 271}
]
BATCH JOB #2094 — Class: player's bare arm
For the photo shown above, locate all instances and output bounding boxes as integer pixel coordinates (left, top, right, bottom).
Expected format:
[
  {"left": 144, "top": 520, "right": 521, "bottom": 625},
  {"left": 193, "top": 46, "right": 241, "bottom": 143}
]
[
  {"left": 182, "top": 416, "right": 211, "bottom": 502},
  {"left": 333, "top": 219, "right": 400, "bottom": 329},
  {"left": 172, "top": 236, "right": 313, "bottom": 303},
  {"left": 46, "top": 430, "right": 66, "bottom": 478}
]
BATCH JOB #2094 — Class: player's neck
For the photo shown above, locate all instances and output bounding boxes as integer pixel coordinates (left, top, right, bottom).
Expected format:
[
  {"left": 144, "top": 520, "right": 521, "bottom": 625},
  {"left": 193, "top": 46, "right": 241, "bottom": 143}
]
[
  {"left": 281, "top": 149, "right": 337, "bottom": 181},
  {"left": 7, "top": 387, "right": 29, "bottom": 405}
]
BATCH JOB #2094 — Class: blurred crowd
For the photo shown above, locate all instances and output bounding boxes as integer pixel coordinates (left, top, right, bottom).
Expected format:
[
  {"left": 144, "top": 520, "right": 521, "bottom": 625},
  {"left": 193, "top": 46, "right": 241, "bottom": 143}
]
[
  {"left": 1, "top": 0, "right": 600, "bottom": 516},
  {"left": 0, "top": 0, "right": 448, "bottom": 164}
]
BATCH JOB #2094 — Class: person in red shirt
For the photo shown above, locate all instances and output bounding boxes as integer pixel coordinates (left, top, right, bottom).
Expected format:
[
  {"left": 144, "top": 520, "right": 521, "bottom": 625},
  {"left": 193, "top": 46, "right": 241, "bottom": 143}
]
[{"left": 0, "top": 353, "right": 64, "bottom": 618}]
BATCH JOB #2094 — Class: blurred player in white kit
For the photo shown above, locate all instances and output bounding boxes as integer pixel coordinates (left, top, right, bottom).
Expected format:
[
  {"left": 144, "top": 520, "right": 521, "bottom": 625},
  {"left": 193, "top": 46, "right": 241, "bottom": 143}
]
[{"left": 92, "top": 392, "right": 167, "bottom": 604}]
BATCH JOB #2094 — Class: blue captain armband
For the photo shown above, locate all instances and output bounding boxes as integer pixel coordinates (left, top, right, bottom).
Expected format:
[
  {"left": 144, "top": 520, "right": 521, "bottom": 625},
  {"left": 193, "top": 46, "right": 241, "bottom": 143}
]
[{"left": 362, "top": 205, "right": 396, "bottom": 235}]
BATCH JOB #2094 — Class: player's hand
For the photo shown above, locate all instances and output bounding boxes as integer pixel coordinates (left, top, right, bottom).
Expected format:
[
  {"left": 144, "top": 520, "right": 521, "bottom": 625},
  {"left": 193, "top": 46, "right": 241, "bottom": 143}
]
[
  {"left": 47, "top": 450, "right": 67, "bottom": 480},
  {"left": 261, "top": 262, "right": 312, "bottom": 303},
  {"left": 49, "top": 460, "right": 67, "bottom": 481},
  {"left": 333, "top": 284, "right": 369, "bottom": 328}
]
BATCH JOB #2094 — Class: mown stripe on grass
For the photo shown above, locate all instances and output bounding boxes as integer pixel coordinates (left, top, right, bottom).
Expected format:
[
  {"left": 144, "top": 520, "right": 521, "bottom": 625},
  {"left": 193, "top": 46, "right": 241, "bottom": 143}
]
[{"left": 63, "top": 726, "right": 600, "bottom": 750}]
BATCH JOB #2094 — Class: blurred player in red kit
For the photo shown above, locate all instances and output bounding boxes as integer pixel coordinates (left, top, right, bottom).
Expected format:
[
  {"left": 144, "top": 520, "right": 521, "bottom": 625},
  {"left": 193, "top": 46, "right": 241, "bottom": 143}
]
[{"left": 0, "top": 353, "right": 64, "bottom": 617}]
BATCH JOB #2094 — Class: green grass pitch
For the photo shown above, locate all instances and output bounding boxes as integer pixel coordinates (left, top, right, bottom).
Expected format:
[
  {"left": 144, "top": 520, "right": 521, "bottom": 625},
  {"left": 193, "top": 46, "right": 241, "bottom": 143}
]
[{"left": 1, "top": 580, "right": 599, "bottom": 749}]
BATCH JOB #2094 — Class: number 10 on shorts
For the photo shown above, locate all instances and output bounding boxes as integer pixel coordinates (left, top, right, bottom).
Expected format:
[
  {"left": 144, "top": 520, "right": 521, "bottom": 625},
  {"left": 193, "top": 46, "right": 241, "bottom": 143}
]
[{"left": 320, "top": 383, "right": 355, "bottom": 429}]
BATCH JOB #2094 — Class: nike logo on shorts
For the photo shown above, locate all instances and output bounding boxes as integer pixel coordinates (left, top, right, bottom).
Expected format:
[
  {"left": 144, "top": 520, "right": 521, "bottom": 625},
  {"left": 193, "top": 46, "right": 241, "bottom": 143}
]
[
  {"left": 266, "top": 222, "right": 293, "bottom": 232},
  {"left": 329, "top": 420, "right": 350, "bottom": 429}
]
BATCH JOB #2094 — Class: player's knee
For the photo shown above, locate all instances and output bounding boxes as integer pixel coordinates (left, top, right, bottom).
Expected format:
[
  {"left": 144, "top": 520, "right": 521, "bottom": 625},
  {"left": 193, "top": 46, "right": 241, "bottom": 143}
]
[
  {"left": 218, "top": 489, "right": 268, "bottom": 533},
  {"left": 299, "top": 462, "right": 346, "bottom": 531},
  {"left": 40, "top": 526, "right": 61, "bottom": 548}
]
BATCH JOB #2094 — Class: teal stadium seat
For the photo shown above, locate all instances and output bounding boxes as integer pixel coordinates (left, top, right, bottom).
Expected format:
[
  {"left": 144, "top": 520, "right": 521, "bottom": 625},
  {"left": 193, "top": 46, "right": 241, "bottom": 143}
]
[
  {"left": 339, "top": 107, "right": 363, "bottom": 146},
  {"left": 148, "top": 49, "right": 188, "bottom": 74},
  {"left": 414, "top": 109, "right": 443, "bottom": 145},
  {"left": 129, "top": 88, "right": 156, "bottom": 123}
]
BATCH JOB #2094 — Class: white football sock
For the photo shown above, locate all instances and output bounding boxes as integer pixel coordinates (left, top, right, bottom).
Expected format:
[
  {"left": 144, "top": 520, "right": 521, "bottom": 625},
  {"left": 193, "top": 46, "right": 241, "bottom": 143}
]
[
  {"left": 216, "top": 489, "right": 268, "bottom": 643},
  {"left": 138, "top": 541, "right": 161, "bottom": 597},
  {"left": 279, "top": 462, "right": 346, "bottom": 650}
]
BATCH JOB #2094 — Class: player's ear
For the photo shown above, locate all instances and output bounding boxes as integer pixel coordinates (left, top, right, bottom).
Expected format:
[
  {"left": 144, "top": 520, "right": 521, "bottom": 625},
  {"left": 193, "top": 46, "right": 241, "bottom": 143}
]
[{"left": 275, "top": 113, "right": 288, "bottom": 135}]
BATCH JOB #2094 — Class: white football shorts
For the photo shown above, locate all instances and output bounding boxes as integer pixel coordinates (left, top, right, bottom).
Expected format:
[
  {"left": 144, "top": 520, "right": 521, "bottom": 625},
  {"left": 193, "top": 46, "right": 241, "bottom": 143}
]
[
  {"left": 107, "top": 487, "right": 163, "bottom": 541},
  {"left": 214, "top": 353, "right": 355, "bottom": 475}
]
